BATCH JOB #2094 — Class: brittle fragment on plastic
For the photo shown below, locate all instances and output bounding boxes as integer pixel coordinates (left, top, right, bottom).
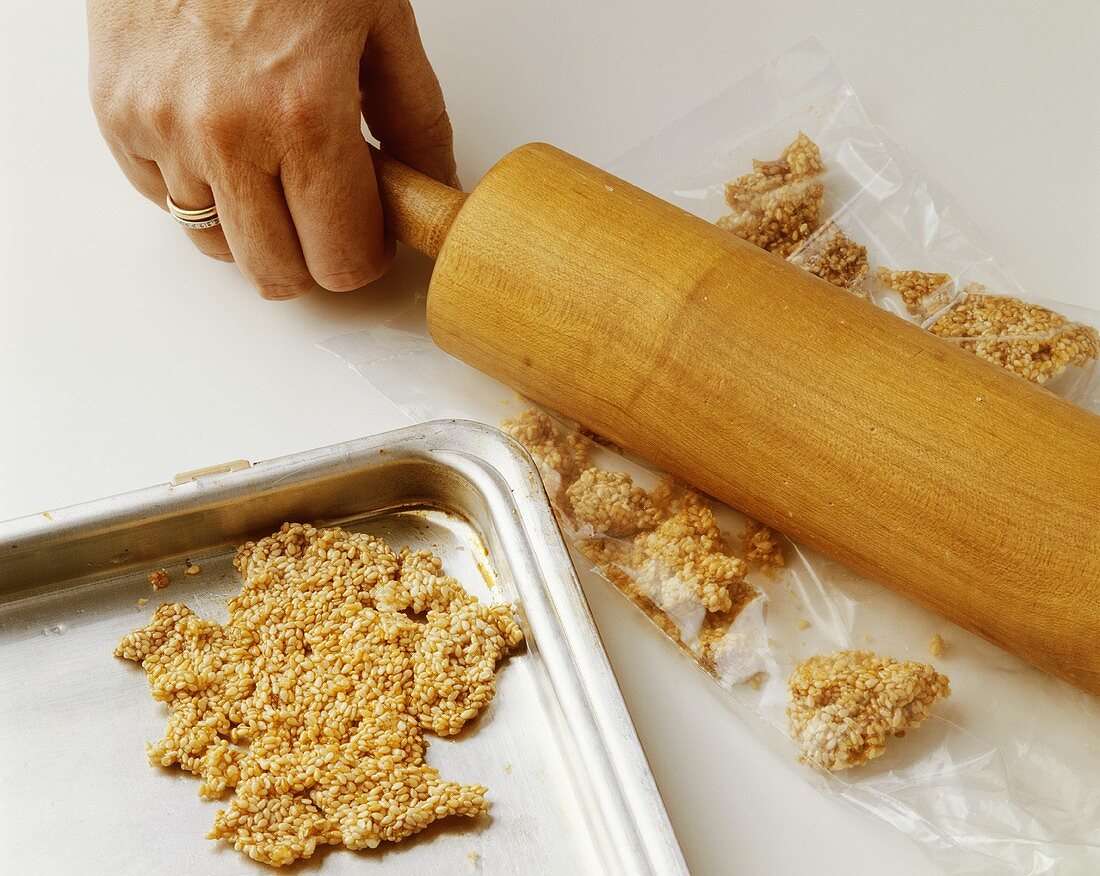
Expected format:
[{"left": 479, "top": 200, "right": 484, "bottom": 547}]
[
  {"left": 500, "top": 407, "right": 589, "bottom": 506},
  {"left": 875, "top": 268, "right": 956, "bottom": 317},
  {"left": 714, "top": 133, "right": 1099, "bottom": 388},
  {"left": 502, "top": 407, "right": 783, "bottom": 688},
  {"left": 787, "top": 650, "right": 950, "bottom": 772},
  {"left": 927, "top": 285, "right": 1100, "bottom": 384},
  {"left": 788, "top": 221, "right": 870, "bottom": 295},
  {"left": 717, "top": 133, "right": 826, "bottom": 258}
]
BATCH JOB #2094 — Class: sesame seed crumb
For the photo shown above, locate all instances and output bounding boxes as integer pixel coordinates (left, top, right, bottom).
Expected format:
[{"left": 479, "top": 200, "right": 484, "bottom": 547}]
[
  {"left": 184, "top": 563, "right": 201, "bottom": 576},
  {"left": 148, "top": 569, "right": 169, "bottom": 591},
  {"left": 929, "top": 633, "right": 948, "bottom": 658},
  {"left": 796, "top": 619, "right": 811, "bottom": 631},
  {"left": 740, "top": 518, "right": 785, "bottom": 572}
]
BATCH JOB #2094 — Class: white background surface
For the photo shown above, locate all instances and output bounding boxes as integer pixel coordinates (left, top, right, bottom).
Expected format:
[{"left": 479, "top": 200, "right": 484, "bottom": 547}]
[{"left": 2, "top": 2, "right": 1097, "bottom": 873}]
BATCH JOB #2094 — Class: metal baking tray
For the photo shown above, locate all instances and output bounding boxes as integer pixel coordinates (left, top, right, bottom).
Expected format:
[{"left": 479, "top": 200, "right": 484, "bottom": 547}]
[{"left": 0, "top": 420, "right": 687, "bottom": 875}]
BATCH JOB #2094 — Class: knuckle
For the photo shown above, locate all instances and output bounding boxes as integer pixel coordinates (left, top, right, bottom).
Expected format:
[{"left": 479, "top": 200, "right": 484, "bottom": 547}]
[
  {"left": 184, "top": 96, "right": 247, "bottom": 158},
  {"left": 146, "top": 97, "right": 179, "bottom": 144},
  {"left": 90, "top": 83, "right": 130, "bottom": 140},
  {"left": 281, "top": 98, "right": 332, "bottom": 152},
  {"left": 197, "top": 111, "right": 245, "bottom": 158},
  {"left": 421, "top": 105, "right": 454, "bottom": 149}
]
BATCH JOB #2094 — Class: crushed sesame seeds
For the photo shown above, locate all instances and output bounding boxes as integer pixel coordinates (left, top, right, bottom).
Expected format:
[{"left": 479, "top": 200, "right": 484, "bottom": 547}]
[
  {"left": 148, "top": 569, "right": 169, "bottom": 591},
  {"left": 116, "top": 523, "right": 523, "bottom": 867},
  {"left": 740, "top": 519, "right": 785, "bottom": 571},
  {"left": 566, "top": 468, "right": 662, "bottom": 537},
  {"left": 500, "top": 408, "right": 589, "bottom": 508},
  {"left": 787, "top": 650, "right": 950, "bottom": 771}
]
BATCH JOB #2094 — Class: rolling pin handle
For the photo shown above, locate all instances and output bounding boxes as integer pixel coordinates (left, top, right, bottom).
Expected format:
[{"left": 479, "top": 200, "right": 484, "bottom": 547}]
[{"left": 370, "top": 147, "right": 468, "bottom": 260}]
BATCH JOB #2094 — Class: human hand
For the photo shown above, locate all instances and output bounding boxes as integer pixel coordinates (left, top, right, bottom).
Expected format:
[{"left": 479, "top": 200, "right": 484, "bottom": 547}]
[{"left": 88, "top": 0, "right": 456, "bottom": 298}]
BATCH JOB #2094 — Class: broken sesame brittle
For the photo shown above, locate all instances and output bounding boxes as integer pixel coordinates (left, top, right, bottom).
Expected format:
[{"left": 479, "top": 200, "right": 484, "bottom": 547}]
[
  {"left": 787, "top": 650, "right": 949, "bottom": 772},
  {"left": 928, "top": 286, "right": 1100, "bottom": 384},
  {"left": 117, "top": 523, "right": 523, "bottom": 867}
]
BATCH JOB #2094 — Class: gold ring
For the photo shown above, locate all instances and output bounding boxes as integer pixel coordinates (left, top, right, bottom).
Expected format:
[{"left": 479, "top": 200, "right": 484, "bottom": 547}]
[{"left": 166, "top": 193, "right": 220, "bottom": 229}]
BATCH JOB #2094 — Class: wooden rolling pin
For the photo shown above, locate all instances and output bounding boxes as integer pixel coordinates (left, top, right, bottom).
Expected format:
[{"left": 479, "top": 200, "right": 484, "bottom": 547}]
[{"left": 372, "top": 144, "right": 1100, "bottom": 695}]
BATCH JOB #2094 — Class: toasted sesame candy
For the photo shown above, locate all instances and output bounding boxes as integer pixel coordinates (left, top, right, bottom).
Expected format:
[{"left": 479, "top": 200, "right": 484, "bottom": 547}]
[
  {"left": 739, "top": 518, "right": 785, "bottom": 571},
  {"left": 787, "top": 650, "right": 950, "bottom": 771},
  {"left": 576, "top": 489, "right": 758, "bottom": 681},
  {"left": 116, "top": 523, "right": 523, "bottom": 867},
  {"left": 718, "top": 178, "right": 825, "bottom": 257},
  {"left": 567, "top": 468, "right": 662, "bottom": 537},
  {"left": 500, "top": 407, "right": 588, "bottom": 482},
  {"left": 148, "top": 569, "right": 169, "bottom": 591},
  {"left": 928, "top": 286, "right": 1100, "bottom": 383},
  {"left": 718, "top": 133, "right": 826, "bottom": 257},
  {"left": 788, "top": 221, "right": 869, "bottom": 293},
  {"left": 500, "top": 408, "right": 590, "bottom": 507},
  {"left": 501, "top": 412, "right": 761, "bottom": 682},
  {"left": 634, "top": 491, "right": 749, "bottom": 615},
  {"left": 929, "top": 633, "right": 948, "bottom": 658},
  {"left": 876, "top": 268, "right": 954, "bottom": 316}
]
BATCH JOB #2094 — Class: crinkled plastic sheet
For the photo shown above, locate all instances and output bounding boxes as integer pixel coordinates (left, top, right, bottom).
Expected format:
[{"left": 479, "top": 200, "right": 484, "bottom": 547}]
[{"left": 323, "top": 38, "right": 1100, "bottom": 874}]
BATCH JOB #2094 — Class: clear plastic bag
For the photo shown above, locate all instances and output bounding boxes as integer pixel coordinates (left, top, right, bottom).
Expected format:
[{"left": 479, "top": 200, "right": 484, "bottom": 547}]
[{"left": 323, "top": 38, "right": 1100, "bottom": 874}]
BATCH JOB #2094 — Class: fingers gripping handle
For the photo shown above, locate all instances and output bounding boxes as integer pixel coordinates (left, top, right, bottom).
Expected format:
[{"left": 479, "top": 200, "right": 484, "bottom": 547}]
[{"left": 371, "top": 148, "right": 467, "bottom": 260}]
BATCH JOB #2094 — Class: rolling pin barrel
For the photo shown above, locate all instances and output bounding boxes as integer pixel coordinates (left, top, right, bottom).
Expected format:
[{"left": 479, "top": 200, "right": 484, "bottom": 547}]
[{"left": 376, "top": 143, "right": 1100, "bottom": 695}]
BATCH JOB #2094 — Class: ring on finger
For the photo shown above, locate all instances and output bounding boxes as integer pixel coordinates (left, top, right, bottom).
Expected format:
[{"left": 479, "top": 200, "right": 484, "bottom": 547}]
[{"left": 166, "top": 193, "right": 221, "bottom": 229}]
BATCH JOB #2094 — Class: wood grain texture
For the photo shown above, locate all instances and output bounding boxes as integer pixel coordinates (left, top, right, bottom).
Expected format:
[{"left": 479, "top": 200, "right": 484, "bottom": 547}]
[
  {"left": 424, "top": 143, "right": 1100, "bottom": 695},
  {"left": 372, "top": 149, "right": 467, "bottom": 259}
]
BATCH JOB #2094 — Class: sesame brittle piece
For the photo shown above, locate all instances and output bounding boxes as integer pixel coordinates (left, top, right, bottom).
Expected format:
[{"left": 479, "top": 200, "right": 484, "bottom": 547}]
[
  {"left": 787, "top": 650, "right": 950, "bottom": 771},
  {"left": 633, "top": 492, "right": 750, "bottom": 615},
  {"left": 788, "top": 221, "right": 869, "bottom": 294},
  {"left": 875, "top": 268, "right": 955, "bottom": 316},
  {"left": 739, "top": 518, "right": 785, "bottom": 571},
  {"left": 928, "top": 287, "right": 1100, "bottom": 383},
  {"left": 566, "top": 467, "right": 662, "bottom": 537},
  {"left": 500, "top": 407, "right": 589, "bottom": 507},
  {"left": 718, "top": 133, "right": 826, "bottom": 257},
  {"left": 718, "top": 178, "right": 825, "bottom": 258}
]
